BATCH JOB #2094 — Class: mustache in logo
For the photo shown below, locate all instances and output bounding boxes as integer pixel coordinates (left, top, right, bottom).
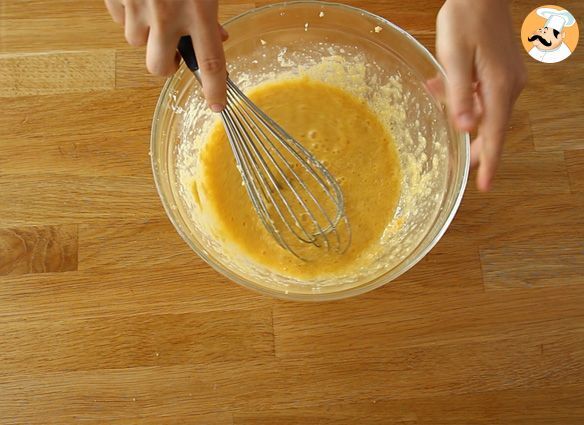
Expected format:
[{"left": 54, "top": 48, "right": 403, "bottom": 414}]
[{"left": 528, "top": 34, "right": 552, "bottom": 46}]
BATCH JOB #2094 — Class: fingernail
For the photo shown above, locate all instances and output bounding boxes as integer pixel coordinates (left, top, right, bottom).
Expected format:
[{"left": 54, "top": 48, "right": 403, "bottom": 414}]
[
  {"left": 458, "top": 112, "right": 474, "bottom": 129},
  {"left": 210, "top": 104, "right": 224, "bottom": 113}
]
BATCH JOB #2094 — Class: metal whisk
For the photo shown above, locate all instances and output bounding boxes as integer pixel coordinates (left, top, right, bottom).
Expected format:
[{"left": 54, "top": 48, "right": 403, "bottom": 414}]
[{"left": 177, "top": 36, "right": 350, "bottom": 259}]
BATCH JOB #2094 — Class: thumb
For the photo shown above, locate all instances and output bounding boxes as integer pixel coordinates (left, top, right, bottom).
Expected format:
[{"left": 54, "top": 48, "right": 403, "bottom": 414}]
[{"left": 437, "top": 43, "right": 477, "bottom": 132}]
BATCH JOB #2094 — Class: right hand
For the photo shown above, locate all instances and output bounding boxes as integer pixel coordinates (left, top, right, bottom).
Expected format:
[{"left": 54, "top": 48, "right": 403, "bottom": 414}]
[
  {"left": 435, "top": 0, "right": 527, "bottom": 191},
  {"left": 105, "top": 0, "right": 228, "bottom": 111}
]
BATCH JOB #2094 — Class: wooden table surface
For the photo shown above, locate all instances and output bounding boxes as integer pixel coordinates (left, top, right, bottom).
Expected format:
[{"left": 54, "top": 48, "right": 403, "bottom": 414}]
[{"left": 1, "top": 0, "right": 583, "bottom": 423}]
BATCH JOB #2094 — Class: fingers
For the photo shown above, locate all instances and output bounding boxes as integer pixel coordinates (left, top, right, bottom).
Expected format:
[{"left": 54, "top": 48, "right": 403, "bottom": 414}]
[
  {"left": 426, "top": 76, "right": 483, "bottom": 120},
  {"left": 104, "top": 0, "right": 124, "bottom": 24},
  {"left": 470, "top": 135, "right": 482, "bottom": 169},
  {"left": 475, "top": 77, "right": 511, "bottom": 191},
  {"left": 439, "top": 48, "right": 477, "bottom": 132},
  {"left": 107, "top": 0, "right": 228, "bottom": 111},
  {"left": 190, "top": 3, "right": 227, "bottom": 112},
  {"left": 426, "top": 75, "right": 445, "bottom": 103},
  {"left": 146, "top": 27, "right": 180, "bottom": 76},
  {"left": 473, "top": 82, "right": 484, "bottom": 119},
  {"left": 436, "top": 8, "right": 478, "bottom": 132},
  {"left": 124, "top": 1, "right": 148, "bottom": 46},
  {"left": 219, "top": 24, "right": 229, "bottom": 42}
]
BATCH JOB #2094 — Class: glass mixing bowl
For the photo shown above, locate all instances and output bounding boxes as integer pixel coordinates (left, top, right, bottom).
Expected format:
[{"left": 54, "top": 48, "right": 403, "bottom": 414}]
[{"left": 151, "top": 1, "right": 469, "bottom": 301}]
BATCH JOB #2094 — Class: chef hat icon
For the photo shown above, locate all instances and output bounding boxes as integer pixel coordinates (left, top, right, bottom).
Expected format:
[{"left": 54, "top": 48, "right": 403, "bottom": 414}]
[{"left": 537, "top": 7, "right": 576, "bottom": 33}]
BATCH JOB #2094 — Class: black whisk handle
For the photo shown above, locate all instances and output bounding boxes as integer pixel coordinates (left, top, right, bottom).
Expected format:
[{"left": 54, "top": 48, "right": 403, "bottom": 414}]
[{"left": 177, "top": 35, "right": 199, "bottom": 73}]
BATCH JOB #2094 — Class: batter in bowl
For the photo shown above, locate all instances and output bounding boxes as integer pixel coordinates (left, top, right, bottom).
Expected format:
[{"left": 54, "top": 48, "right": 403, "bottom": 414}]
[{"left": 194, "top": 77, "right": 401, "bottom": 279}]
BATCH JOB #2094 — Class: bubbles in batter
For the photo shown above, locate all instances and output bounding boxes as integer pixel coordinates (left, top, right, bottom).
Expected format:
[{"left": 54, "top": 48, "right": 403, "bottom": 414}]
[{"left": 195, "top": 77, "right": 401, "bottom": 279}]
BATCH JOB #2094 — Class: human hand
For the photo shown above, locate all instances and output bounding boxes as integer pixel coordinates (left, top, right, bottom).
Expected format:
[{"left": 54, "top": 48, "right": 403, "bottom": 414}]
[
  {"left": 105, "top": 0, "right": 228, "bottom": 111},
  {"left": 434, "top": 0, "right": 527, "bottom": 191}
]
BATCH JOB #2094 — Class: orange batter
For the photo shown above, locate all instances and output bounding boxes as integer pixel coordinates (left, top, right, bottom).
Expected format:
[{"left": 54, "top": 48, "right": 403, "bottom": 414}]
[{"left": 195, "top": 77, "right": 401, "bottom": 278}]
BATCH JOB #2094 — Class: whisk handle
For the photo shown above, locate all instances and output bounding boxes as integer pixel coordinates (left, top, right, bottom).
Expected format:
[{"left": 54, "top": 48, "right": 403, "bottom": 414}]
[{"left": 177, "top": 35, "right": 199, "bottom": 73}]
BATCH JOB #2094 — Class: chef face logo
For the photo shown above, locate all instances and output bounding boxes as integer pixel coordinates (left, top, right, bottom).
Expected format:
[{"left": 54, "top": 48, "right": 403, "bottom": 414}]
[
  {"left": 521, "top": 5, "right": 579, "bottom": 63},
  {"left": 528, "top": 26, "right": 564, "bottom": 50}
]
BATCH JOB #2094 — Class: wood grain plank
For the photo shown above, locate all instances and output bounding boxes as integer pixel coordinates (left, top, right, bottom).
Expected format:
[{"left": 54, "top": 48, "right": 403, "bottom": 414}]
[
  {"left": 0, "top": 50, "right": 115, "bottom": 97},
  {"left": 480, "top": 237, "right": 584, "bottom": 289},
  {"left": 565, "top": 149, "right": 584, "bottom": 193},
  {"left": 0, "top": 308, "right": 274, "bottom": 374},
  {"left": 464, "top": 191, "right": 584, "bottom": 290},
  {"left": 233, "top": 385, "right": 584, "bottom": 425},
  {"left": 0, "top": 225, "right": 77, "bottom": 276},
  {"left": 486, "top": 151, "right": 570, "bottom": 194},
  {"left": 0, "top": 87, "right": 159, "bottom": 141},
  {"left": 0, "top": 413, "right": 232, "bottom": 425},
  {"left": 530, "top": 104, "right": 584, "bottom": 151},
  {"left": 0, "top": 129, "right": 151, "bottom": 177},
  {"left": 1, "top": 0, "right": 113, "bottom": 19},
  {"left": 0, "top": 17, "right": 125, "bottom": 53},
  {"left": 235, "top": 410, "right": 416, "bottom": 424},
  {"left": 1, "top": 333, "right": 582, "bottom": 423},
  {"left": 0, "top": 266, "right": 270, "bottom": 324},
  {"left": 115, "top": 48, "right": 165, "bottom": 89},
  {"left": 87, "top": 412, "right": 234, "bottom": 425},
  {"left": 396, "top": 225, "right": 483, "bottom": 288},
  {"left": 0, "top": 174, "right": 163, "bottom": 226},
  {"left": 275, "top": 284, "right": 584, "bottom": 358},
  {"left": 78, "top": 219, "right": 196, "bottom": 271},
  {"left": 271, "top": 284, "right": 584, "bottom": 359},
  {"left": 519, "top": 63, "right": 584, "bottom": 152},
  {"left": 504, "top": 108, "right": 534, "bottom": 153},
  {"left": 0, "top": 2, "right": 254, "bottom": 54},
  {"left": 0, "top": 0, "right": 251, "bottom": 20},
  {"left": 451, "top": 192, "right": 582, "bottom": 245}
]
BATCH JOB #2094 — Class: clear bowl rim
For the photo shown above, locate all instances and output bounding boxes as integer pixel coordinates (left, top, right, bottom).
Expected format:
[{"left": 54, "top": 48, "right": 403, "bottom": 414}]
[{"left": 150, "top": 0, "right": 471, "bottom": 301}]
